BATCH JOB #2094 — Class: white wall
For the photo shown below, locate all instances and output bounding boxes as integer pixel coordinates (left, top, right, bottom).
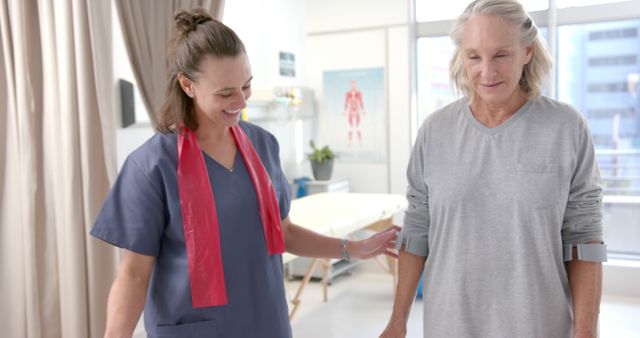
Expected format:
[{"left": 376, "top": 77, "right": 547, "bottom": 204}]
[
  {"left": 224, "top": 0, "right": 315, "bottom": 180},
  {"left": 307, "top": 0, "right": 408, "bottom": 33},
  {"left": 112, "top": 0, "right": 154, "bottom": 168},
  {"left": 306, "top": 0, "right": 412, "bottom": 194},
  {"left": 224, "top": 0, "right": 309, "bottom": 88},
  {"left": 603, "top": 260, "right": 640, "bottom": 298},
  {"left": 224, "top": 0, "right": 415, "bottom": 191}
]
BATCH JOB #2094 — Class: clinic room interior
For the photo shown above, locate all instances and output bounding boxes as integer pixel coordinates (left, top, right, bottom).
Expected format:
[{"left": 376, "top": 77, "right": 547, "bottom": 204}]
[{"left": 2, "top": 0, "right": 640, "bottom": 337}]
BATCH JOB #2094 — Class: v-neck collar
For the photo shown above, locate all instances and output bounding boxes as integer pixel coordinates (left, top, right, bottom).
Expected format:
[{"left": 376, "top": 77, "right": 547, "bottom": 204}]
[
  {"left": 463, "top": 98, "right": 532, "bottom": 136},
  {"left": 202, "top": 150, "right": 238, "bottom": 173}
]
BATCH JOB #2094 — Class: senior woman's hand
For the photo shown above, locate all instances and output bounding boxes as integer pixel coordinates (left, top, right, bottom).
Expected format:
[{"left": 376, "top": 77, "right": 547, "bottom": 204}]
[
  {"left": 379, "top": 321, "right": 407, "bottom": 338},
  {"left": 348, "top": 225, "right": 401, "bottom": 260}
]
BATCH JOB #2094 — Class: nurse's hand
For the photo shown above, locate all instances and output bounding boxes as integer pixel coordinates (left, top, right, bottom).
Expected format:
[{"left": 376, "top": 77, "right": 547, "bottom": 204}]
[{"left": 348, "top": 225, "right": 401, "bottom": 260}]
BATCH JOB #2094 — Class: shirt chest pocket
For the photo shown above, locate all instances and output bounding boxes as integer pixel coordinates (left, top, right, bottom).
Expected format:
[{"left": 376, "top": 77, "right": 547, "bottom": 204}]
[
  {"left": 156, "top": 319, "right": 219, "bottom": 337},
  {"left": 516, "top": 161, "right": 569, "bottom": 207}
]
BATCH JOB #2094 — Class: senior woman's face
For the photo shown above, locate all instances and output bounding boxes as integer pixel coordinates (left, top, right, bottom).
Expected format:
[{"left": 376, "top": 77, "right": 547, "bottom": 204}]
[{"left": 461, "top": 15, "right": 532, "bottom": 108}]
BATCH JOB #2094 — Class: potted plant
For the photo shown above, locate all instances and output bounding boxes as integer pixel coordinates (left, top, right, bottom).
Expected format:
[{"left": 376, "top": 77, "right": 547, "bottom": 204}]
[{"left": 307, "top": 140, "right": 335, "bottom": 181}]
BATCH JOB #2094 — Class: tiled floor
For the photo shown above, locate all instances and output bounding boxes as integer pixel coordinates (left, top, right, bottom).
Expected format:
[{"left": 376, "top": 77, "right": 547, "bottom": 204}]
[
  {"left": 286, "top": 265, "right": 640, "bottom": 338},
  {"left": 286, "top": 270, "right": 419, "bottom": 338}
]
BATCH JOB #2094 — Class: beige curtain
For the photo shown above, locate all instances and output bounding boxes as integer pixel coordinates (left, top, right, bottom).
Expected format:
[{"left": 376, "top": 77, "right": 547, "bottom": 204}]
[
  {"left": 0, "top": 0, "right": 117, "bottom": 337},
  {"left": 115, "top": 0, "right": 225, "bottom": 125}
]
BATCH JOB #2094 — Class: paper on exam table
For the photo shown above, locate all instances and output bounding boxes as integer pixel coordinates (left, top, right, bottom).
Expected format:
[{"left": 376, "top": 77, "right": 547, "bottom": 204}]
[{"left": 283, "top": 192, "right": 408, "bottom": 264}]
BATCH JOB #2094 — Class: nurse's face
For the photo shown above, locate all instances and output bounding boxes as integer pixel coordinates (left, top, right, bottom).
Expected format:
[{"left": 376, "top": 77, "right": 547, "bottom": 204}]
[
  {"left": 179, "top": 53, "right": 252, "bottom": 129},
  {"left": 461, "top": 15, "right": 532, "bottom": 108}
]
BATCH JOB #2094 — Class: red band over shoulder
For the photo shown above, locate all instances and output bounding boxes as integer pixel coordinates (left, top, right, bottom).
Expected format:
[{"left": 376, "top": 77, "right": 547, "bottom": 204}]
[
  {"left": 177, "top": 124, "right": 284, "bottom": 308},
  {"left": 230, "top": 125, "right": 285, "bottom": 255}
]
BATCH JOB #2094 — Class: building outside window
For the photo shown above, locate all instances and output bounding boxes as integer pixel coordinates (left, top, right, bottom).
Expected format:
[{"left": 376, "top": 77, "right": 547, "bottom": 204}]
[{"left": 558, "top": 19, "right": 640, "bottom": 256}]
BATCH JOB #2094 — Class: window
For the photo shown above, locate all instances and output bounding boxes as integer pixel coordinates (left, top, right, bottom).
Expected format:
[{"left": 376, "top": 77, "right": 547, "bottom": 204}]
[
  {"left": 416, "top": 37, "right": 457, "bottom": 125},
  {"left": 557, "top": 19, "right": 640, "bottom": 256},
  {"left": 558, "top": 0, "right": 635, "bottom": 8},
  {"left": 589, "top": 27, "right": 637, "bottom": 40},
  {"left": 588, "top": 55, "right": 637, "bottom": 67},
  {"left": 416, "top": 0, "right": 547, "bottom": 22},
  {"left": 587, "top": 82, "right": 631, "bottom": 93}
]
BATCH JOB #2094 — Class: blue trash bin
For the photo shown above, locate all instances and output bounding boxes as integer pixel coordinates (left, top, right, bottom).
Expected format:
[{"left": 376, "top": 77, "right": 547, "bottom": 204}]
[
  {"left": 294, "top": 177, "right": 311, "bottom": 198},
  {"left": 416, "top": 275, "right": 424, "bottom": 299}
]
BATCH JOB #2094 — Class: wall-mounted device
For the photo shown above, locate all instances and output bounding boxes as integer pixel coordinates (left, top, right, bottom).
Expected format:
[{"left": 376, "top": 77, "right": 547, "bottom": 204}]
[{"left": 246, "top": 87, "right": 316, "bottom": 121}]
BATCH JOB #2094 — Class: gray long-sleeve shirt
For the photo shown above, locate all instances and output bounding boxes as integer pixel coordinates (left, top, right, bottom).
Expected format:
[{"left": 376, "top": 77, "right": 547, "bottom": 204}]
[{"left": 399, "top": 96, "right": 605, "bottom": 338}]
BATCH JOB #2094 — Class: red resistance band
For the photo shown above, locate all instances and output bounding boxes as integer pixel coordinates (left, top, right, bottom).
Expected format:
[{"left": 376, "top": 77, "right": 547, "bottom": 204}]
[{"left": 177, "top": 124, "right": 285, "bottom": 308}]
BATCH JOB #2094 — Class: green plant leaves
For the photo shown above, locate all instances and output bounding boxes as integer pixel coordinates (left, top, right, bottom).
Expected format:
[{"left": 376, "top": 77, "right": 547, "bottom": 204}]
[{"left": 307, "top": 140, "right": 335, "bottom": 163}]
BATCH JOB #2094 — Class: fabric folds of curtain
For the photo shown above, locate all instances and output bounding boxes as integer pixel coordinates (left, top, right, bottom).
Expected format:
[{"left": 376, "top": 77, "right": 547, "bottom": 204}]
[
  {"left": 0, "top": 0, "right": 116, "bottom": 337},
  {"left": 115, "top": 0, "right": 225, "bottom": 126}
]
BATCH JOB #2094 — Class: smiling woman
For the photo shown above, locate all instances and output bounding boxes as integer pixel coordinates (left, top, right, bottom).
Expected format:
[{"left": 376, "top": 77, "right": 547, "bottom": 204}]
[
  {"left": 155, "top": 10, "right": 249, "bottom": 134},
  {"left": 90, "top": 8, "right": 399, "bottom": 338},
  {"left": 448, "top": 1, "right": 551, "bottom": 111},
  {"left": 177, "top": 56, "right": 253, "bottom": 133},
  {"left": 458, "top": 14, "right": 534, "bottom": 125},
  {"left": 175, "top": 55, "right": 254, "bottom": 170}
]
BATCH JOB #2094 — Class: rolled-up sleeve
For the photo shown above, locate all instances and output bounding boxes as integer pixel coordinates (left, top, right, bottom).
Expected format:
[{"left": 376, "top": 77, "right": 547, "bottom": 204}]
[
  {"left": 561, "top": 120, "right": 607, "bottom": 262},
  {"left": 397, "top": 125, "right": 430, "bottom": 257}
]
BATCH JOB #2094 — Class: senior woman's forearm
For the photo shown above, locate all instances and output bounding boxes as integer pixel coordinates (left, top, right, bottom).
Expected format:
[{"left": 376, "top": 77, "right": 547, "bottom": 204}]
[
  {"left": 567, "top": 254, "right": 602, "bottom": 337},
  {"left": 388, "top": 250, "right": 426, "bottom": 324}
]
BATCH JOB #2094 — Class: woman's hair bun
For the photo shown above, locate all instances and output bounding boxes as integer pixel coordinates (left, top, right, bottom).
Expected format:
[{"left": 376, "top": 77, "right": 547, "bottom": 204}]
[{"left": 174, "top": 9, "right": 212, "bottom": 34}]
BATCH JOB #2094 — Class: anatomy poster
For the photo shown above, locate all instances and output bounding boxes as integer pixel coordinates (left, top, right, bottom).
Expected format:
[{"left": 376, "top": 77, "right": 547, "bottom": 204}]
[{"left": 322, "top": 68, "right": 386, "bottom": 163}]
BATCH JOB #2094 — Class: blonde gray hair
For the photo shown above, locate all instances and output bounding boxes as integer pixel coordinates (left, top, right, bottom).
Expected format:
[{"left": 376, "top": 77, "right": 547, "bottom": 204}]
[{"left": 449, "top": 0, "right": 552, "bottom": 102}]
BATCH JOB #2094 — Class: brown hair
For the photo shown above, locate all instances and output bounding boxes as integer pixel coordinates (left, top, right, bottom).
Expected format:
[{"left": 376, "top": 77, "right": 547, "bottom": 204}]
[{"left": 156, "top": 8, "right": 246, "bottom": 133}]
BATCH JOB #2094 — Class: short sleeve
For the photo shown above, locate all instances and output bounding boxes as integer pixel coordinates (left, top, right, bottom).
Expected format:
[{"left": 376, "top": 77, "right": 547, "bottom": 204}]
[
  {"left": 397, "top": 124, "right": 430, "bottom": 257},
  {"left": 90, "top": 156, "right": 166, "bottom": 256},
  {"left": 561, "top": 120, "right": 606, "bottom": 262}
]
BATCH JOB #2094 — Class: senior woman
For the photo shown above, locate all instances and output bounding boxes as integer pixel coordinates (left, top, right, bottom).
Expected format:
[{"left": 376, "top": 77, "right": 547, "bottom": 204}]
[{"left": 380, "top": 1, "right": 605, "bottom": 338}]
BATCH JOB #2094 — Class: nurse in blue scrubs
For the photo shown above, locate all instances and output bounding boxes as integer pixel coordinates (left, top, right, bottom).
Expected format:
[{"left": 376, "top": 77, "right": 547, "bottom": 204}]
[{"left": 91, "top": 8, "right": 399, "bottom": 338}]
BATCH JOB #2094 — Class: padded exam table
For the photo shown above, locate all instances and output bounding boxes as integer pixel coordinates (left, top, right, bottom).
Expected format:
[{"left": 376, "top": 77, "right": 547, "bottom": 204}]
[{"left": 283, "top": 192, "right": 408, "bottom": 319}]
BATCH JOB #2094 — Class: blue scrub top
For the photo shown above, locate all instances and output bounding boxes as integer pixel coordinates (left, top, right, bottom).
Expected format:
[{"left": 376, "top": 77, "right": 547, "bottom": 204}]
[{"left": 91, "top": 121, "right": 292, "bottom": 338}]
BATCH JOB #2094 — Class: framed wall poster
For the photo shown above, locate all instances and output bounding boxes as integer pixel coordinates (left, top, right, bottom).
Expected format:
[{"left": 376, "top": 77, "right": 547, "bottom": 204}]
[
  {"left": 322, "top": 67, "right": 386, "bottom": 163},
  {"left": 279, "top": 51, "right": 295, "bottom": 77}
]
